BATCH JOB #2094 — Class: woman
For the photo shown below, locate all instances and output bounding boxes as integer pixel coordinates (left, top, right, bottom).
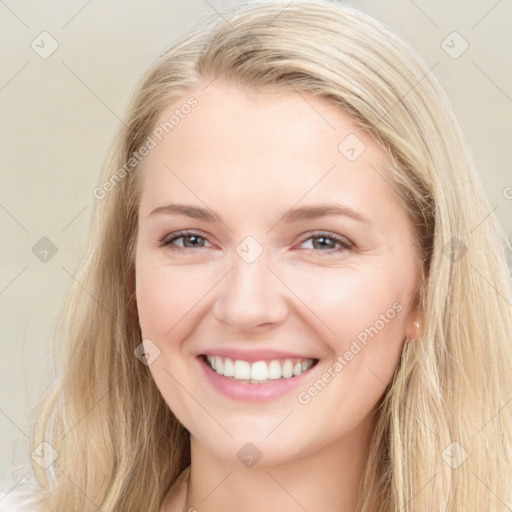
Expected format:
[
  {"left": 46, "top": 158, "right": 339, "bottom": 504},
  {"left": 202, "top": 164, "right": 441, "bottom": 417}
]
[{"left": 3, "top": 1, "right": 511, "bottom": 511}]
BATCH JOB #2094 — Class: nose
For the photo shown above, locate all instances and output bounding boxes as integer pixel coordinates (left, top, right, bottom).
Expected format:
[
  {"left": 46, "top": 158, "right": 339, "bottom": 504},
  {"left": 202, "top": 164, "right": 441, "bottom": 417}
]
[{"left": 211, "top": 250, "right": 289, "bottom": 333}]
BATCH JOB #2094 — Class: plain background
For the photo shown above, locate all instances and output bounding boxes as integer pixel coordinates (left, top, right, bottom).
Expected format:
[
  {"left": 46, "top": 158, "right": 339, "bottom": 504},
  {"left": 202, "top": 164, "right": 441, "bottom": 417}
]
[{"left": 1, "top": 0, "right": 511, "bottom": 488}]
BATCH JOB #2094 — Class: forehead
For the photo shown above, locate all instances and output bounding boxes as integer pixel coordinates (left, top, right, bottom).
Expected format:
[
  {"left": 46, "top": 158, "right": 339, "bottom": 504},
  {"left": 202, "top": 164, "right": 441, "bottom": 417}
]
[{"left": 138, "top": 80, "right": 398, "bottom": 225}]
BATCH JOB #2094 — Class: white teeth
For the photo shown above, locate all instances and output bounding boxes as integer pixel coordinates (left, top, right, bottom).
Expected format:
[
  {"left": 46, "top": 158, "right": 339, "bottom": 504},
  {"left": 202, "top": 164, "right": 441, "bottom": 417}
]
[
  {"left": 268, "top": 360, "right": 282, "bottom": 380},
  {"left": 233, "top": 359, "right": 251, "bottom": 379},
  {"left": 205, "top": 355, "right": 316, "bottom": 382},
  {"left": 223, "top": 357, "right": 234, "bottom": 377},
  {"left": 250, "top": 361, "right": 268, "bottom": 381},
  {"left": 282, "top": 360, "right": 293, "bottom": 379},
  {"left": 215, "top": 356, "right": 223, "bottom": 375},
  {"left": 301, "top": 360, "right": 313, "bottom": 372}
]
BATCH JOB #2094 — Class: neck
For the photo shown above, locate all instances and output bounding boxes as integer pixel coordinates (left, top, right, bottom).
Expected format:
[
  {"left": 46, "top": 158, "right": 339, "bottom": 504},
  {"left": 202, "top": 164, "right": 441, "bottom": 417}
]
[{"left": 183, "top": 412, "right": 377, "bottom": 512}]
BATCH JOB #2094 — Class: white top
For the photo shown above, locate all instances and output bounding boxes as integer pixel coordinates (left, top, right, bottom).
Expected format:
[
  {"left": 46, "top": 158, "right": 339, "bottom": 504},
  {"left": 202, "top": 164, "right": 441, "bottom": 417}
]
[
  {"left": 0, "top": 489, "right": 39, "bottom": 512},
  {"left": 0, "top": 480, "right": 42, "bottom": 512}
]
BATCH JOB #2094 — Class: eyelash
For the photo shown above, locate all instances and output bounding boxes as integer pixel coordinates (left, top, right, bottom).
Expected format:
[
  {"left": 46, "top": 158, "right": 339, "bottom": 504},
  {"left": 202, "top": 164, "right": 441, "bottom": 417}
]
[{"left": 159, "top": 230, "right": 353, "bottom": 255}]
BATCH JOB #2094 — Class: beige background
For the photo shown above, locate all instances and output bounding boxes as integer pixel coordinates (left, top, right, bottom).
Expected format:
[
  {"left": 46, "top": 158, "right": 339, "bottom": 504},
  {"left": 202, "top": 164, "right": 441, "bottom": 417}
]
[{"left": 1, "top": 0, "right": 511, "bottom": 487}]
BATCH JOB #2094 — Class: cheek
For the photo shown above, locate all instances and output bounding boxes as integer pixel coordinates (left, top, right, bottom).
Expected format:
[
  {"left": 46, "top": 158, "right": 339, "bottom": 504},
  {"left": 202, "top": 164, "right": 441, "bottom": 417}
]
[
  {"left": 135, "top": 258, "right": 202, "bottom": 339},
  {"left": 136, "top": 267, "right": 170, "bottom": 338},
  {"left": 135, "top": 258, "right": 208, "bottom": 428},
  {"left": 286, "top": 264, "right": 409, "bottom": 347},
  {"left": 288, "top": 266, "right": 409, "bottom": 407}
]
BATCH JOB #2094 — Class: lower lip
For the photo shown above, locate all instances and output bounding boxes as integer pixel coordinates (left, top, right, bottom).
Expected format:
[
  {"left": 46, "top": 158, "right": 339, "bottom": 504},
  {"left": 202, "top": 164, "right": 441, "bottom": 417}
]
[{"left": 196, "top": 355, "right": 319, "bottom": 402}]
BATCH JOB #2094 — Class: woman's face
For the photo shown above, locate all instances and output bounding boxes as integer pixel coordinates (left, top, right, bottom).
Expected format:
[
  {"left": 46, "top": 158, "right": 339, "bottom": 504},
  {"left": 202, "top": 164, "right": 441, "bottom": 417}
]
[{"left": 135, "top": 81, "right": 422, "bottom": 466}]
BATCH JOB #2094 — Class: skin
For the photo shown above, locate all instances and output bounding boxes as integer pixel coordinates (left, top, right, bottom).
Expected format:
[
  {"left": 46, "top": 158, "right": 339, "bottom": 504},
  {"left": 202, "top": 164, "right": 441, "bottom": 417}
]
[{"left": 135, "top": 80, "right": 423, "bottom": 512}]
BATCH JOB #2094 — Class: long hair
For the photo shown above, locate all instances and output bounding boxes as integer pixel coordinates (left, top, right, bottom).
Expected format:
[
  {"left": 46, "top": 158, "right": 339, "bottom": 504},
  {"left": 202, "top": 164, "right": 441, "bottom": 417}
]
[{"left": 13, "top": 1, "right": 512, "bottom": 510}]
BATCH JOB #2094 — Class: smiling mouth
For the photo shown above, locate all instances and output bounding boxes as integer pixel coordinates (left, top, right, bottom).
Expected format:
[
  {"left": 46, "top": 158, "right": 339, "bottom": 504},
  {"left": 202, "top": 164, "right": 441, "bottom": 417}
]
[{"left": 200, "top": 354, "right": 319, "bottom": 383}]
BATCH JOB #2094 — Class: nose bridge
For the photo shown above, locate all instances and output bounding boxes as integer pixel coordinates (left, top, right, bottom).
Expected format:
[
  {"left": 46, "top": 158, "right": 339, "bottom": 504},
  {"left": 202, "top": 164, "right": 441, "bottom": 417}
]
[{"left": 212, "top": 238, "right": 288, "bottom": 330}]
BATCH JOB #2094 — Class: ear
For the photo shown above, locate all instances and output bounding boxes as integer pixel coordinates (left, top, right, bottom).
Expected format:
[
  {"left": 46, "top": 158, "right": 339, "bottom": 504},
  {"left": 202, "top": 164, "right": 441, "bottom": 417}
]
[{"left": 404, "top": 293, "right": 423, "bottom": 341}]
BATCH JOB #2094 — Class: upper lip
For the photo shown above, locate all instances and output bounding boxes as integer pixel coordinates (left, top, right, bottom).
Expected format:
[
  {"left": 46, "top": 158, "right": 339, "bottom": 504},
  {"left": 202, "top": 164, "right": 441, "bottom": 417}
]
[{"left": 199, "top": 348, "right": 318, "bottom": 363}]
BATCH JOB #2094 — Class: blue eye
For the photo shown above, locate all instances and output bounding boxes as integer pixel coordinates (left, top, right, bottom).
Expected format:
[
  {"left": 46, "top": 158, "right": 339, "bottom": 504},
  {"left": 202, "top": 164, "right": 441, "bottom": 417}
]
[
  {"left": 161, "top": 231, "right": 210, "bottom": 251},
  {"left": 299, "top": 232, "right": 353, "bottom": 253},
  {"left": 160, "top": 230, "right": 353, "bottom": 254}
]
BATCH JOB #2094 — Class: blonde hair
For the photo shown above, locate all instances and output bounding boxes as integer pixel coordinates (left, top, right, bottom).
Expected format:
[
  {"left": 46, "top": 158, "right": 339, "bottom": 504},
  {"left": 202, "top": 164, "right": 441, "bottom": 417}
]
[{"left": 14, "top": 1, "right": 512, "bottom": 510}]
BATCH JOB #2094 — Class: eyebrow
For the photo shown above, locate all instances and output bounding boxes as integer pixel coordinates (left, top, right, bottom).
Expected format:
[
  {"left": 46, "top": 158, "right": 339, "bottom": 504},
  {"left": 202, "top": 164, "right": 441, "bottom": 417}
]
[{"left": 149, "top": 203, "right": 370, "bottom": 224}]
